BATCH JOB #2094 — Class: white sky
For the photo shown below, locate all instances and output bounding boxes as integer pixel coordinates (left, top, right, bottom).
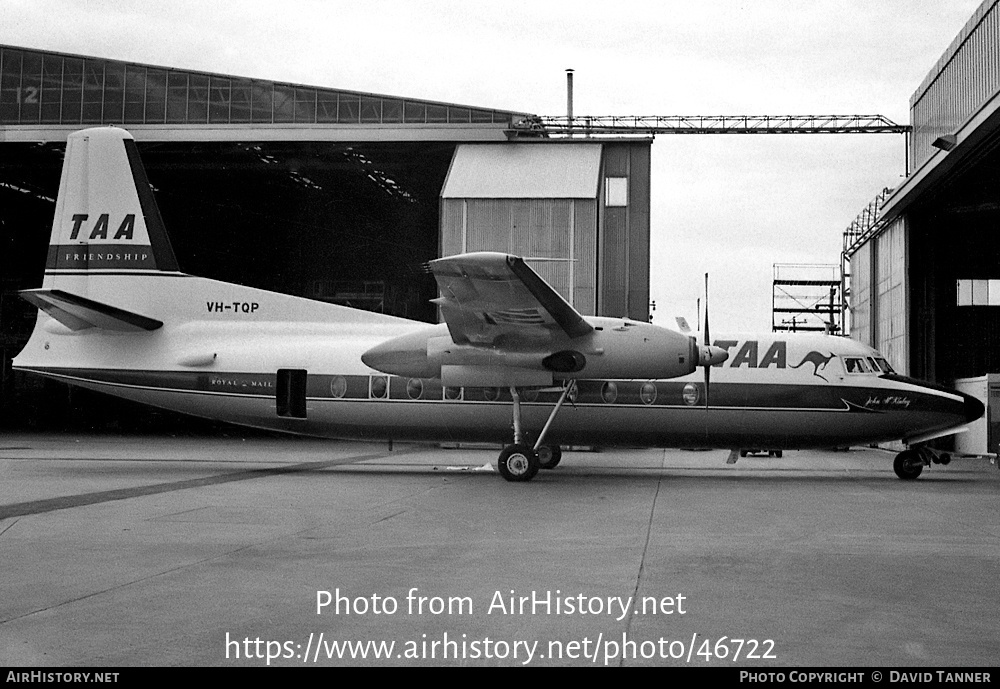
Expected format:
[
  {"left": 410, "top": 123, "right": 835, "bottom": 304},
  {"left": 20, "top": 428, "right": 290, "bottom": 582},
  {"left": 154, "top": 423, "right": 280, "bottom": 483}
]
[{"left": 0, "top": 0, "right": 984, "bottom": 331}]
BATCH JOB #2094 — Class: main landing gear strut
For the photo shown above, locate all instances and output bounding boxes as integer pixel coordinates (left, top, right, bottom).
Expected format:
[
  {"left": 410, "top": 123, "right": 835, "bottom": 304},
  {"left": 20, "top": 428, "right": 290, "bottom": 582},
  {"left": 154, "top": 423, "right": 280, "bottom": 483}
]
[{"left": 496, "top": 381, "right": 575, "bottom": 482}]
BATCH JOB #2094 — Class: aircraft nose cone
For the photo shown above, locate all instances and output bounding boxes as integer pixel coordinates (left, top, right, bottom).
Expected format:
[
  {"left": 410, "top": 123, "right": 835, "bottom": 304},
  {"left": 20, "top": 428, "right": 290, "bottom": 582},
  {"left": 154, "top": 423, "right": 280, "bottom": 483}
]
[{"left": 962, "top": 392, "right": 986, "bottom": 423}]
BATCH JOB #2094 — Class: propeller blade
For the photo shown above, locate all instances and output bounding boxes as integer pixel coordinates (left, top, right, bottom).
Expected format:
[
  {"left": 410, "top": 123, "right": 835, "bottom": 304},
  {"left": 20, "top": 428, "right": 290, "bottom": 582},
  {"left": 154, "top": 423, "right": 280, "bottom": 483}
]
[
  {"left": 704, "top": 273, "right": 710, "bottom": 346},
  {"left": 704, "top": 357, "right": 711, "bottom": 408},
  {"left": 692, "top": 273, "right": 728, "bottom": 407},
  {"left": 704, "top": 273, "right": 710, "bottom": 408}
]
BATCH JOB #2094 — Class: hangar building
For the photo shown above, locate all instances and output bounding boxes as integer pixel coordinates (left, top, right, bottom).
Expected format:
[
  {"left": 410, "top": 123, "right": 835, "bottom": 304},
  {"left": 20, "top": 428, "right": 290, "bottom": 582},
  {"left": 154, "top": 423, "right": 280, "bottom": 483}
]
[
  {"left": 0, "top": 45, "right": 651, "bottom": 429},
  {"left": 845, "top": 0, "right": 1000, "bottom": 451}
]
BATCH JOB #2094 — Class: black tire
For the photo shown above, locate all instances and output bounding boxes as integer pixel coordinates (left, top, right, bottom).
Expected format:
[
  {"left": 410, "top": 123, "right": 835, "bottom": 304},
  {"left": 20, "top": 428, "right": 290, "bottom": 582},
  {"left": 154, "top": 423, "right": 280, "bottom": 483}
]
[
  {"left": 537, "top": 445, "right": 562, "bottom": 470},
  {"left": 768, "top": 450, "right": 783, "bottom": 458},
  {"left": 893, "top": 450, "right": 924, "bottom": 480},
  {"left": 497, "top": 444, "right": 539, "bottom": 482}
]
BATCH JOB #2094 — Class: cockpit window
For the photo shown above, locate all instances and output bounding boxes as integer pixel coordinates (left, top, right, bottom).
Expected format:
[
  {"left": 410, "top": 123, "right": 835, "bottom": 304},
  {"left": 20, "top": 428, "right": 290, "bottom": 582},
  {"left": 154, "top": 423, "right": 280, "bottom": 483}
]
[
  {"left": 843, "top": 357, "right": 871, "bottom": 374},
  {"left": 868, "top": 357, "right": 893, "bottom": 373}
]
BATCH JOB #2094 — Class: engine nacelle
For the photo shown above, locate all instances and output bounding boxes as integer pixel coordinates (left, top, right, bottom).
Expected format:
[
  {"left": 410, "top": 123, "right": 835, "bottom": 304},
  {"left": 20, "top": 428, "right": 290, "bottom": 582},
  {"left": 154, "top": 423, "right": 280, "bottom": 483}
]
[{"left": 360, "top": 317, "right": 727, "bottom": 386}]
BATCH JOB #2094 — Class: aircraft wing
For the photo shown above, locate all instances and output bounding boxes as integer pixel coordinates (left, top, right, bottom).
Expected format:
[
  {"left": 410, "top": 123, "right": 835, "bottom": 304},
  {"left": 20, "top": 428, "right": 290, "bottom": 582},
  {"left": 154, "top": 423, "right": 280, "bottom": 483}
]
[{"left": 428, "top": 252, "right": 592, "bottom": 346}]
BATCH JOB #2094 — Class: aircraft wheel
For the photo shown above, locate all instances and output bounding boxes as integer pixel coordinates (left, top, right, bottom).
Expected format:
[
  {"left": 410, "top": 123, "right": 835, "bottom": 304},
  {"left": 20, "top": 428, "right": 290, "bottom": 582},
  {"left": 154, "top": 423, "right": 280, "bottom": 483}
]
[
  {"left": 497, "top": 444, "right": 539, "bottom": 482},
  {"left": 893, "top": 450, "right": 924, "bottom": 480},
  {"left": 768, "top": 450, "right": 783, "bottom": 458},
  {"left": 537, "top": 445, "right": 562, "bottom": 470}
]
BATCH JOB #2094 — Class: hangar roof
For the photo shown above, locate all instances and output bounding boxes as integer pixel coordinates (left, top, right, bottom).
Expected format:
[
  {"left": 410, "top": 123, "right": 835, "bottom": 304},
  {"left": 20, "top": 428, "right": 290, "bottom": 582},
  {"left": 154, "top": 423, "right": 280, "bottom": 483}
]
[
  {"left": 0, "top": 44, "right": 533, "bottom": 141},
  {"left": 442, "top": 143, "right": 603, "bottom": 198},
  {"left": 875, "top": 1, "right": 1000, "bottom": 229}
]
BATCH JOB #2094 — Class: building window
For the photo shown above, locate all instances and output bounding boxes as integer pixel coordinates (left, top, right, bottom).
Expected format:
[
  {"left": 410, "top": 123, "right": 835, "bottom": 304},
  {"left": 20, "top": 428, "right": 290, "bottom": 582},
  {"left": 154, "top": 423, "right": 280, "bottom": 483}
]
[
  {"left": 956, "top": 279, "right": 1000, "bottom": 305},
  {"left": 605, "top": 177, "right": 628, "bottom": 207}
]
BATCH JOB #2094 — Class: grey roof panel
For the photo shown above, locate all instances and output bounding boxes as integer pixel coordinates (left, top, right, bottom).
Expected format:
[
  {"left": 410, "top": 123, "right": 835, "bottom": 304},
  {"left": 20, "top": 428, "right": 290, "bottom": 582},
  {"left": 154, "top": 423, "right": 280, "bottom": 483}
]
[{"left": 442, "top": 143, "right": 602, "bottom": 198}]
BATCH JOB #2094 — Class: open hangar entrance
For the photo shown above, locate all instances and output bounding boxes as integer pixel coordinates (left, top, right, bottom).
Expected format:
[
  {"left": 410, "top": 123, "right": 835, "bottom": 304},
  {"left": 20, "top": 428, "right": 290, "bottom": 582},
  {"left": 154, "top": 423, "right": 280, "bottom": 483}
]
[
  {"left": 907, "top": 132, "right": 1000, "bottom": 384},
  {"left": 0, "top": 45, "right": 652, "bottom": 431},
  {"left": 0, "top": 137, "right": 459, "bottom": 430}
]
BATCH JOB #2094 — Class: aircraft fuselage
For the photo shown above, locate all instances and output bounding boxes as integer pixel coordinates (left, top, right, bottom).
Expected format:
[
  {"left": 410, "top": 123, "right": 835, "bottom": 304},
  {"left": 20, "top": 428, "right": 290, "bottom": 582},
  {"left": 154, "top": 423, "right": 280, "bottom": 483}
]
[{"left": 13, "top": 273, "right": 981, "bottom": 451}]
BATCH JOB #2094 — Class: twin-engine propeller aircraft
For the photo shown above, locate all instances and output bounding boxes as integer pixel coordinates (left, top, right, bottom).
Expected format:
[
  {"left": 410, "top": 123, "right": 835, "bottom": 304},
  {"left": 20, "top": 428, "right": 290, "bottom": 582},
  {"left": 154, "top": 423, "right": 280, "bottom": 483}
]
[{"left": 13, "top": 127, "right": 984, "bottom": 482}]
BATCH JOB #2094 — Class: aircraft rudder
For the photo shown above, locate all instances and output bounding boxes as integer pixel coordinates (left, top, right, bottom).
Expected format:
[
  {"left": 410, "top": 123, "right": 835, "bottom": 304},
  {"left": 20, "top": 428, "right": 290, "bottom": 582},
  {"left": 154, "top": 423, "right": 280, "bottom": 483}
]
[{"left": 44, "top": 127, "right": 179, "bottom": 282}]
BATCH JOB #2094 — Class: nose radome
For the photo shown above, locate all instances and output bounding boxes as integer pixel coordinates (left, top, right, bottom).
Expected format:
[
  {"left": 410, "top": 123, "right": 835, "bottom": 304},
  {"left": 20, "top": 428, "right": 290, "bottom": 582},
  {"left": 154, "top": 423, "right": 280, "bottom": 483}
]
[{"left": 962, "top": 392, "right": 986, "bottom": 423}]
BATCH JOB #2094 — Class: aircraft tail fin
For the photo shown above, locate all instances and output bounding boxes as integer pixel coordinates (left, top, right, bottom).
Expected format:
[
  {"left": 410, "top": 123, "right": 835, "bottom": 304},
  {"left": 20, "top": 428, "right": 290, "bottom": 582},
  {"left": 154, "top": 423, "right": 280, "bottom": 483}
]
[{"left": 43, "top": 126, "right": 180, "bottom": 286}]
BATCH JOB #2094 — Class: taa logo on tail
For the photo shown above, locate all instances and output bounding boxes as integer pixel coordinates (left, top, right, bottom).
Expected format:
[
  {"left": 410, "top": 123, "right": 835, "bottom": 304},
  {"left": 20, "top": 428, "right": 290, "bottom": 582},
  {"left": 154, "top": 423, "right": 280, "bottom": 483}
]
[{"left": 69, "top": 214, "right": 136, "bottom": 241}]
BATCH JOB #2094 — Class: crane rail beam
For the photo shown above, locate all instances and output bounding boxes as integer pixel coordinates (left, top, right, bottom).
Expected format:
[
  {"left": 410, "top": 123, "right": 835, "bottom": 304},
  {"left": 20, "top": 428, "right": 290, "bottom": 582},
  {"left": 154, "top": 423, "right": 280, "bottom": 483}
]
[{"left": 510, "top": 114, "right": 911, "bottom": 136}]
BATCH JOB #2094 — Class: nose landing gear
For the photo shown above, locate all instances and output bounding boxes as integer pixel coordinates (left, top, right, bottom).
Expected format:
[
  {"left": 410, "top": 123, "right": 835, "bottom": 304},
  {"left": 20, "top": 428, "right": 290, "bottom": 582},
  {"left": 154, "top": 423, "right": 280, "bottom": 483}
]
[
  {"left": 893, "top": 446, "right": 952, "bottom": 480},
  {"left": 893, "top": 449, "right": 924, "bottom": 480}
]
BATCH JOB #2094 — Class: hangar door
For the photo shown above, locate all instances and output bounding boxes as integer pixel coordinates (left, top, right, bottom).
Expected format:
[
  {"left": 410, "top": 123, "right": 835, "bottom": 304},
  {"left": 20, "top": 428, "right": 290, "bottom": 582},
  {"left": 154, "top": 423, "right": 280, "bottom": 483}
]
[{"left": 440, "top": 143, "right": 601, "bottom": 315}]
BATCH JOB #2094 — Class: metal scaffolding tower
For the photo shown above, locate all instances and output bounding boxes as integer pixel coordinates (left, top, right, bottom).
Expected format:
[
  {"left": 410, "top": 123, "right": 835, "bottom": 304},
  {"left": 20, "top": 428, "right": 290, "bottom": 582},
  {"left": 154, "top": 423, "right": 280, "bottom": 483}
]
[{"left": 773, "top": 264, "right": 842, "bottom": 333}]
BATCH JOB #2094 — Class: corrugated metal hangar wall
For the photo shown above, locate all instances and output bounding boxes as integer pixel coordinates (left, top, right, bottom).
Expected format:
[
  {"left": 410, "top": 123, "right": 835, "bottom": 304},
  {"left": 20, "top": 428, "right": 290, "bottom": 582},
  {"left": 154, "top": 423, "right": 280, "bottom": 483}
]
[
  {"left": 0, "top": 45, "right": 652, "bottom": 431},
  {"left": 440, "top": 142, "right": 651, "bottom": 321},
  {"left": 848, "top": 0, "right": 1000, "bottom": 385}
]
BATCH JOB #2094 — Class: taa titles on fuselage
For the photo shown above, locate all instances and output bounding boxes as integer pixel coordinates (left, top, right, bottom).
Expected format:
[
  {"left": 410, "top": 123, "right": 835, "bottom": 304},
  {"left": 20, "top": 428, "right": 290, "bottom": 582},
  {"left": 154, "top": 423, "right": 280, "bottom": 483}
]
[{"left": 11, "top": 127, "right": 985, "bottom": 482}]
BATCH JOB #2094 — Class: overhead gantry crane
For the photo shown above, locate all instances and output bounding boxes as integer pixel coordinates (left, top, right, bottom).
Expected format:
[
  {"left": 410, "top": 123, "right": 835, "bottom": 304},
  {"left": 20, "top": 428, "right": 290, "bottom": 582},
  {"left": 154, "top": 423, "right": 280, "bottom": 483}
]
[
  {"left": 509, "top": 114, "right": 911, "bottom": 137},
  {"left": 508, "top": 112, "right": 911, "bottom": 338}
]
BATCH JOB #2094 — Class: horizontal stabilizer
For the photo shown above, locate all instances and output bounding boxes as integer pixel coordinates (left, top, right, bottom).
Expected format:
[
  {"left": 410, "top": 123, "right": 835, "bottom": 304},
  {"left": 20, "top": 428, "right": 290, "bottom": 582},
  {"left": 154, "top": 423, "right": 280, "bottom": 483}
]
[{"left": 20, "top": 289, "right": 163, "bottom": 332}]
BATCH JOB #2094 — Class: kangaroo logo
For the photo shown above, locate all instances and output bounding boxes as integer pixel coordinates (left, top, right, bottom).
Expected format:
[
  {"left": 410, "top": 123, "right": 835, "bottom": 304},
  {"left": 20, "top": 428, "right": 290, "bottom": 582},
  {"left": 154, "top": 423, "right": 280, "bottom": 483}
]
[{"left": 790, "top": 351, "right": 835, "bottom": 381}]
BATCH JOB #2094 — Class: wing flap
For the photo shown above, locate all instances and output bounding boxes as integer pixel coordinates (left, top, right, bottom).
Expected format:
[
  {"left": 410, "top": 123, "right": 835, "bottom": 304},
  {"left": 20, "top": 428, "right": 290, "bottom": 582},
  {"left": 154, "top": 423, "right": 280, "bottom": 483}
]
[{"left": 20, "top": 289, "right": 163, "bottom": 332}]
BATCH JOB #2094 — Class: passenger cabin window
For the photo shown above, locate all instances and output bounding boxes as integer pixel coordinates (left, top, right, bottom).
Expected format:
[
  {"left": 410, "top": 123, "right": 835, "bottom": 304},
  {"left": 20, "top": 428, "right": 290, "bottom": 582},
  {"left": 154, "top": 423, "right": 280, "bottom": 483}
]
[
  {"left": 601, "top": 381, "right": 618, "bottom": 404},
  {"left": 406, "top": 378, "right": 423, "bottom": 400},
  {"left": 370, "top": 376, "right": 388, "bottom": 399},
  {"left": 640, "top": 382, "right": 657, "bottom": 405},
  {"left": 330, "top": 375, "right": 348, "bottom": 398}
]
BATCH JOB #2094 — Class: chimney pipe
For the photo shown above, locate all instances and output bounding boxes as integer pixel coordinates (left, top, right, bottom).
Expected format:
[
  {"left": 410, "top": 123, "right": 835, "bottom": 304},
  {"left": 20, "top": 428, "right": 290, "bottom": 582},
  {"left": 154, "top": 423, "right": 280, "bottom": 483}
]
[{"left": 566, "top": 68, "right": 574, "bottom": 134}]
